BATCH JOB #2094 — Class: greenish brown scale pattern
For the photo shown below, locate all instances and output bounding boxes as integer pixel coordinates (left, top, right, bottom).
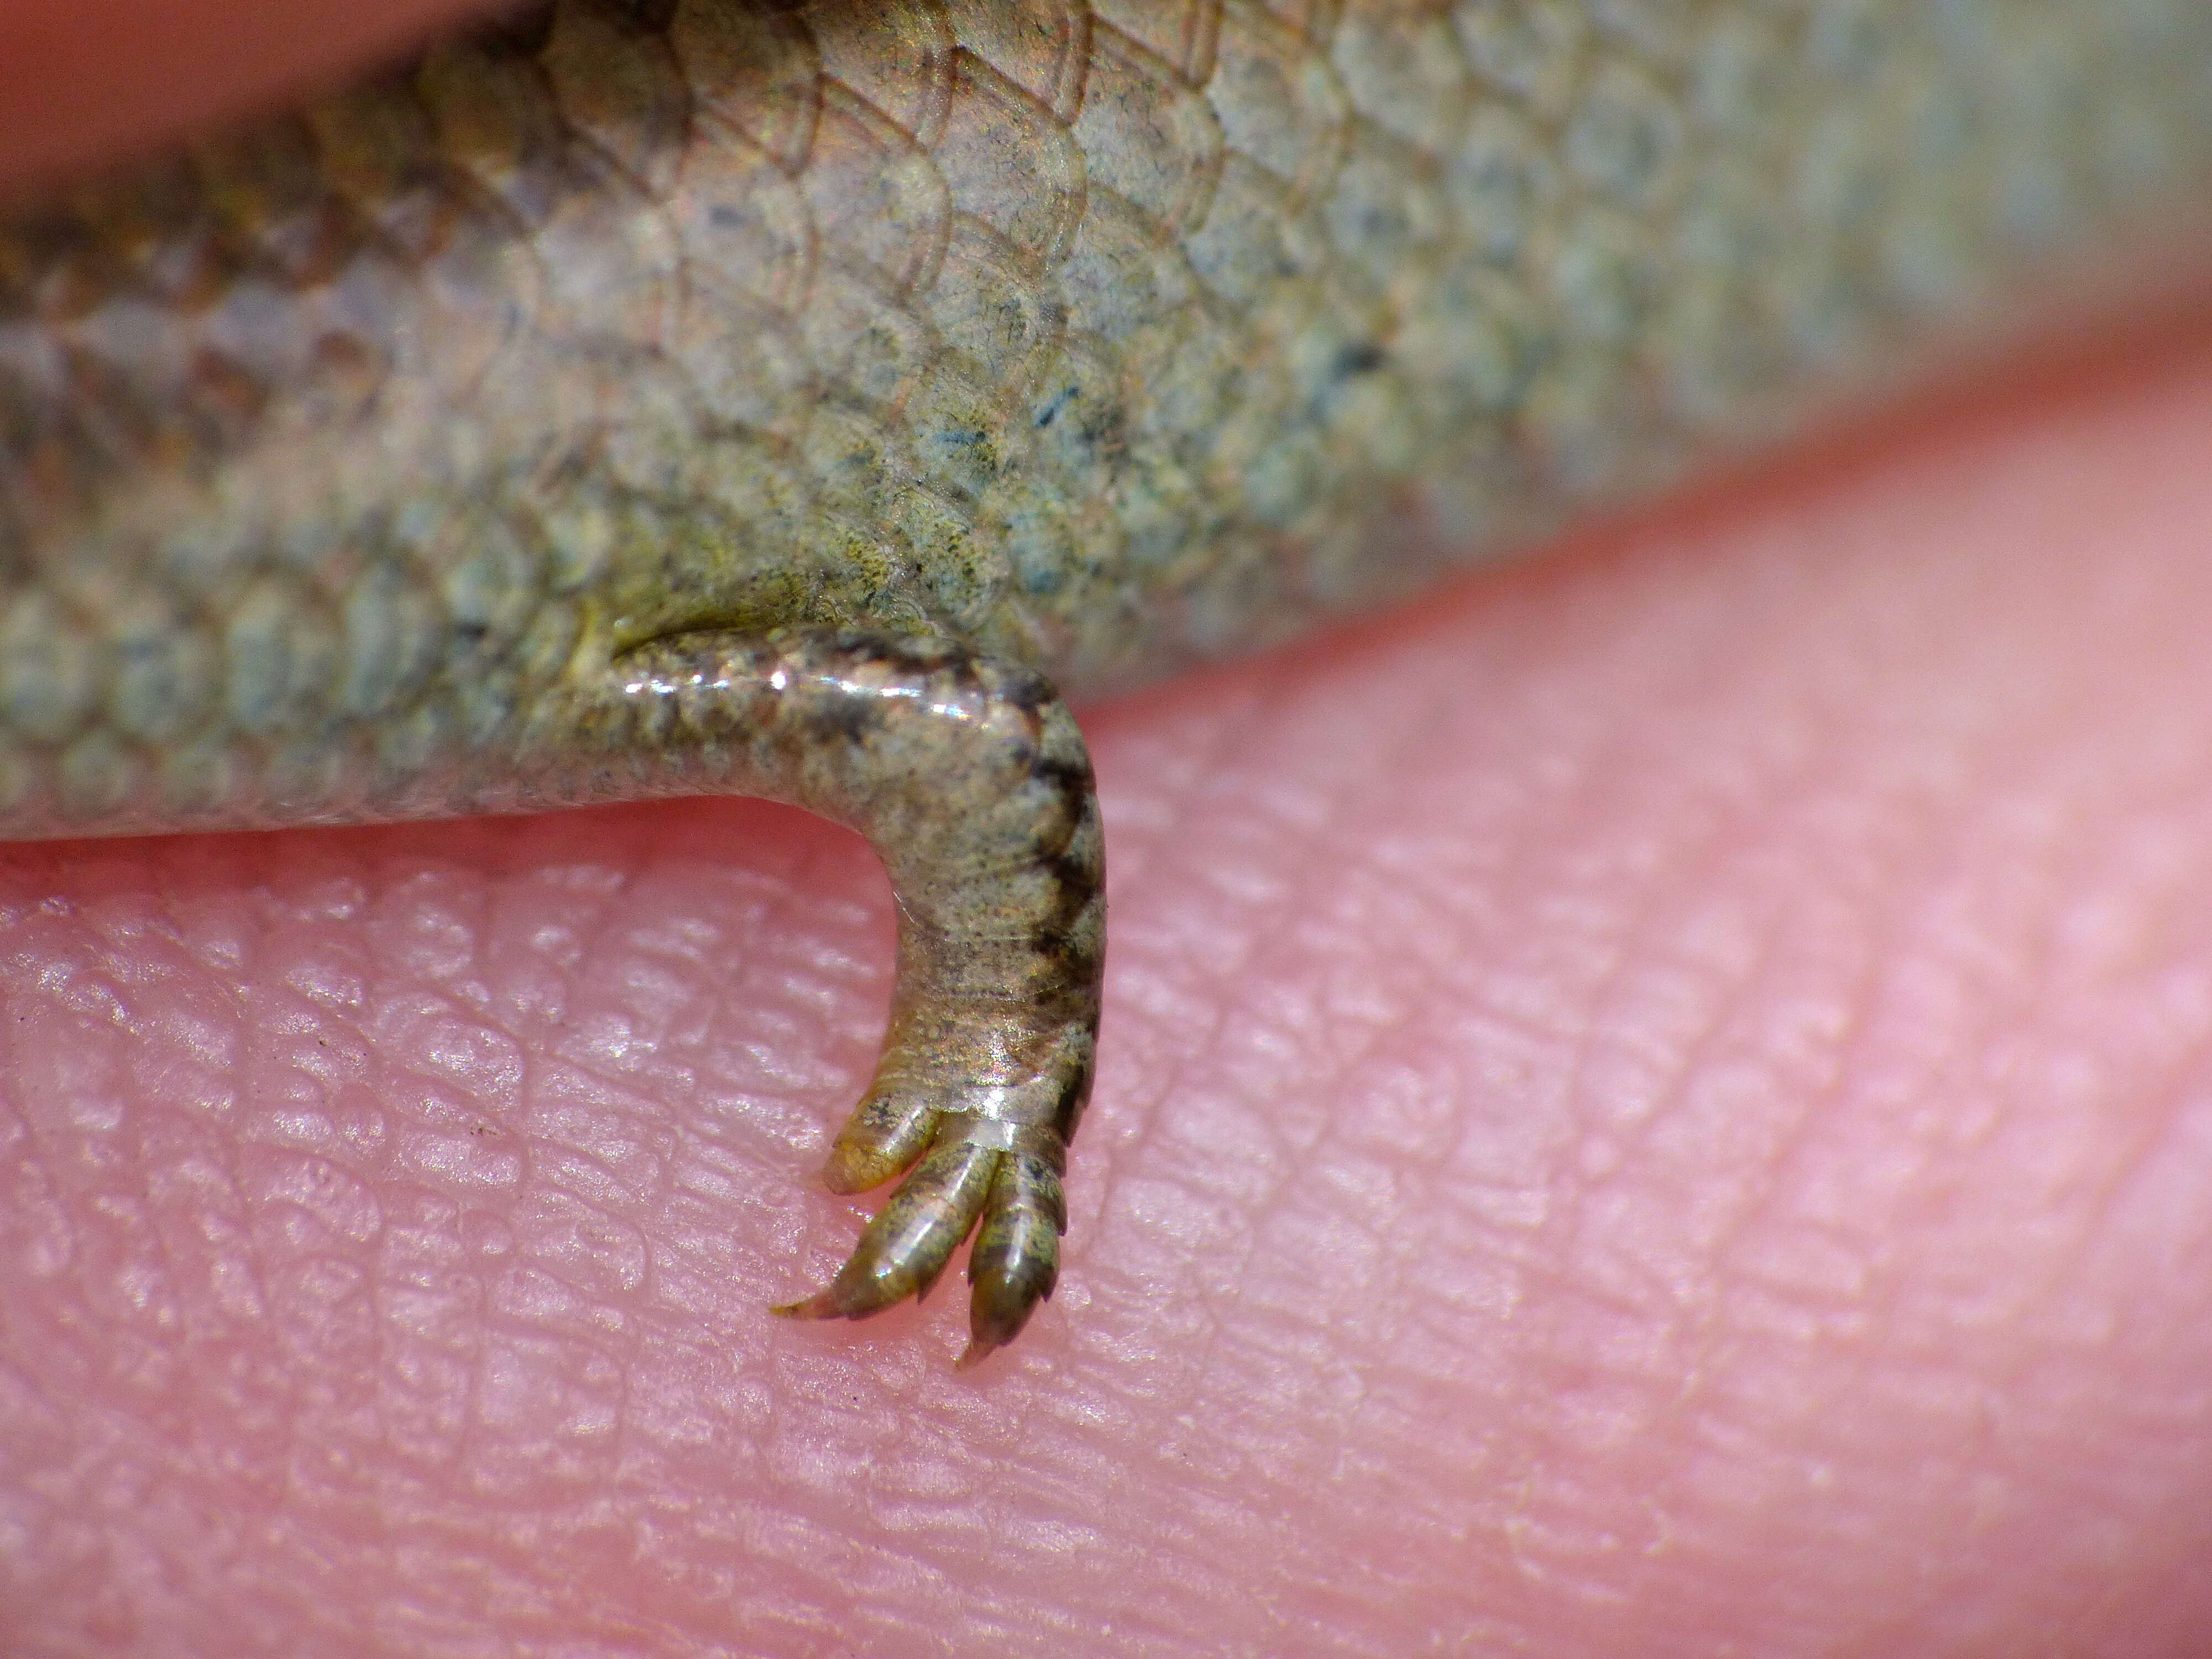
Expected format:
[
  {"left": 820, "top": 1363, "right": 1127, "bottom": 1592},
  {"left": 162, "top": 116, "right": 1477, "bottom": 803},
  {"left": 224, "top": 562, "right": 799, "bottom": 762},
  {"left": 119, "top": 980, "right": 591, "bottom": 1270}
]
[
  {"left": 1, "top": 0, "right": 2207, "bottom": 832},
  {"left": 2, "top": 0, "right": 2210, "bottom": 1359}
]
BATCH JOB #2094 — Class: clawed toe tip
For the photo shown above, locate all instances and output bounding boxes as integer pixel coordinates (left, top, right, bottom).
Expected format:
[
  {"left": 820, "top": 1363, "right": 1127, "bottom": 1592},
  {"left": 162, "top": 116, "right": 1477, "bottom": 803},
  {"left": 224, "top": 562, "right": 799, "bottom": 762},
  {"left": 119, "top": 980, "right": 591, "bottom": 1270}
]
[
  {"left": 954, "top": 1337, "right": 1000, "bottom": 1371},
  {"left": 770, "top": 1259, "right": 912, "bottom": 1323},
  {"left": 770, "top": 1288, "right": 848, "bottom": 1321}
]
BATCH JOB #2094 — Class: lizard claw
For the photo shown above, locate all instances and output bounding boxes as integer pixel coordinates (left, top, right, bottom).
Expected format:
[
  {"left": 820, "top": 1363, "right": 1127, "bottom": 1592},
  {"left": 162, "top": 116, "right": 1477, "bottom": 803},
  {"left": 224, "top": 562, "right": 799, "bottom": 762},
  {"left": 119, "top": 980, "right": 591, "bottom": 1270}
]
[
  {"left": 648, "top": 632, "right": 1099, "bottom": 1361},
  {"left": 774, "top": 1077, "right": 1083, "bottom": 1359}
]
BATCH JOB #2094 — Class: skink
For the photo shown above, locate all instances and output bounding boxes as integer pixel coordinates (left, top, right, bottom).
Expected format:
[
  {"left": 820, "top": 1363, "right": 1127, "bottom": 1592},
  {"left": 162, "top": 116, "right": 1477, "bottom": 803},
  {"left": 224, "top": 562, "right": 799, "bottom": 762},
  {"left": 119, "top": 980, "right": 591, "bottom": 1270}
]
[{"left": 3, "top": 0, "right": 2209, "bottom": 1361}]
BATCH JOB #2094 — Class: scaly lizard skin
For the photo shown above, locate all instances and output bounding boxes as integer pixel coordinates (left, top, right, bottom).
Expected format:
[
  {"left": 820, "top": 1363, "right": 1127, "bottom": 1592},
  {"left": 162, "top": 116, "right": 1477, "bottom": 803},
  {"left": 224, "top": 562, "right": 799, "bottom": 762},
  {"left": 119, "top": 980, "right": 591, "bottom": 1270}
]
[{"left": 2, "top": 0, "right": 2209, "bottom": 1361}]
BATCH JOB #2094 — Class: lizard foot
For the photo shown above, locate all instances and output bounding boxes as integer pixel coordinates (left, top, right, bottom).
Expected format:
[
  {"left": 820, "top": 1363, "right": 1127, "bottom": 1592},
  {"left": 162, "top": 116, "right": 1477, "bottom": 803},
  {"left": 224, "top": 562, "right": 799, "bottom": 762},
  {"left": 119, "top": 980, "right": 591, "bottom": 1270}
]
[{"left": 598, "top": 629, "right": 1101, "bottom": 1363}]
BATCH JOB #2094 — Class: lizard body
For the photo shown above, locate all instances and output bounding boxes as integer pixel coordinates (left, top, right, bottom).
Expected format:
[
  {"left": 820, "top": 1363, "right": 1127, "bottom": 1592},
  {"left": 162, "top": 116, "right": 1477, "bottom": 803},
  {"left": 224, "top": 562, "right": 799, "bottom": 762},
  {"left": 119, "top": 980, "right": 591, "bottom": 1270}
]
[{"left": 3, "top": 0, "right": 2209, "bottom": 1357}]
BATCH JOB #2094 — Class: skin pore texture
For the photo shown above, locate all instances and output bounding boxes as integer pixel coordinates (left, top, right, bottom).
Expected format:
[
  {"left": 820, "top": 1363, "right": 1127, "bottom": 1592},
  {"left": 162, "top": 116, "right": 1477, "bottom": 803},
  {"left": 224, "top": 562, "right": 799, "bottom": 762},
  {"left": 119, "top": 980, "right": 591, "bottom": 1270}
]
[{"left": 7, "top": 2, "right": 2212, "bottom": 1655}]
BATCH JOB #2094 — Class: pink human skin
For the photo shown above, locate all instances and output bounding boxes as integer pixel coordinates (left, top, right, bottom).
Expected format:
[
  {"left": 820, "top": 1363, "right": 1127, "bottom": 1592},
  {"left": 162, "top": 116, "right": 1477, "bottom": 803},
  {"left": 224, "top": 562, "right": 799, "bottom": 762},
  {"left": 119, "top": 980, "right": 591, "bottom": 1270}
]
[{"left": 7, "top": 3, "right": 2212, "bottom": 1653}]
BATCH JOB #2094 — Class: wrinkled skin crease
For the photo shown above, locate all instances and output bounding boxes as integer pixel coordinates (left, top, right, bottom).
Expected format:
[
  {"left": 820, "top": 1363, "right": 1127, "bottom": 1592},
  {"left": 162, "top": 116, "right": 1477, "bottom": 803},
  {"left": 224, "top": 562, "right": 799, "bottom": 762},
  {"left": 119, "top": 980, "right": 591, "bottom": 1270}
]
[{"left": 8, "top": 4, "right": 2212, "bottom": 1656}]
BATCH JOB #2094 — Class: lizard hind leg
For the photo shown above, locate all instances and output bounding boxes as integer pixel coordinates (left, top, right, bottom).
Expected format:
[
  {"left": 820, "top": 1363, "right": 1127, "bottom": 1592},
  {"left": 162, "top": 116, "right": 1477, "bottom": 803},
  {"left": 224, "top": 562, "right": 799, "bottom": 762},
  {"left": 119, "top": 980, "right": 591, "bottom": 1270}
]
[{"left": 596, "top": 628, "right": 1103, "bottom": 1363}]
